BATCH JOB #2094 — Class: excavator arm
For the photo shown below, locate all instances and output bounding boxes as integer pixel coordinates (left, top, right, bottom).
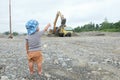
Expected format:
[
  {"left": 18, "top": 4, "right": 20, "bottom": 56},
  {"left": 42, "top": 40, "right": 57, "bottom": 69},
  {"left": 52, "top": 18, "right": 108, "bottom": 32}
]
[
  {"left": 53, "top": 11, "right": 66, "bottom": 33},
  {"left": 48, "top": 11, "right": 72, "bottom": 37}
]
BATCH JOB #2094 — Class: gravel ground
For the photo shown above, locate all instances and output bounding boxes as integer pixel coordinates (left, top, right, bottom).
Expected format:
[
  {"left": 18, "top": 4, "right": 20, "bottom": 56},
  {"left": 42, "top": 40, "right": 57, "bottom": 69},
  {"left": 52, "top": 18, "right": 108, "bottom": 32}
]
[{"left": 0, "top": 32, "right": 120, "bottom": 80}]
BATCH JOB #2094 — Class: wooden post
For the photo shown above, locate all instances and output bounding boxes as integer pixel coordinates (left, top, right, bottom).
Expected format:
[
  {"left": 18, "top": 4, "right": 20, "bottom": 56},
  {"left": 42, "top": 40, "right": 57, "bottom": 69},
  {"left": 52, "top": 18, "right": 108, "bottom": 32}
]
[{"left": 8, "top": 0, "right": 13, "bottom": 39}]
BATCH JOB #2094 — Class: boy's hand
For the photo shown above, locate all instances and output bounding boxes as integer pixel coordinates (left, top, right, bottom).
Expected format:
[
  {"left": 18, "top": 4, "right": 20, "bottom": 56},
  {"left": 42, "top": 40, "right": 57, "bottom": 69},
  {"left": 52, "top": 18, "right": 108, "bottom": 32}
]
[
  {"left": 44, "top": 23, "right": 51, "bottom": 31},
  {"left": 47, "top": 23, "right": 51, "bottom": 27}
]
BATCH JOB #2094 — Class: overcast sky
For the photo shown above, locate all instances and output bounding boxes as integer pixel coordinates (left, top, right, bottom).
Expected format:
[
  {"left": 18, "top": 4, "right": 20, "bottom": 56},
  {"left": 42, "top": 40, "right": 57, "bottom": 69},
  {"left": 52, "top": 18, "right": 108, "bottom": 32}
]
[{"left": 0, "top": 0, "right": 120, "bottom": 33}]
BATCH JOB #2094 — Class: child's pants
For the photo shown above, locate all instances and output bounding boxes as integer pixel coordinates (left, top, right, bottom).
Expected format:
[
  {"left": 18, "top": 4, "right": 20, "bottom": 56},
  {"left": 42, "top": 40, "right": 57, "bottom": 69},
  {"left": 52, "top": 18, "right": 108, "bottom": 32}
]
[{"left": 27, "top": 51, "right": 43, "bottom": 63}]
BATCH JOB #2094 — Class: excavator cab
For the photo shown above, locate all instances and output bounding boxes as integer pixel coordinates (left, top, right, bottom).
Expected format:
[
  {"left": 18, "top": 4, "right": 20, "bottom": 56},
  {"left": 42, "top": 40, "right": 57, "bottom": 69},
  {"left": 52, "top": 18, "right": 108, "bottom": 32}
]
[{"left": 61, "top": 17, "right": 66, "bottom": 26}]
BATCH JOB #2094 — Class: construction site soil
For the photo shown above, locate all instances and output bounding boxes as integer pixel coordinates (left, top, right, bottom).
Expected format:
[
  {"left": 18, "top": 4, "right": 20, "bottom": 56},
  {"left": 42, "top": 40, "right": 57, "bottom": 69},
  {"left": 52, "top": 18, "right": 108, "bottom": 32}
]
[{"left": 0, "top": 32, "right": 120, "bottom": 80}]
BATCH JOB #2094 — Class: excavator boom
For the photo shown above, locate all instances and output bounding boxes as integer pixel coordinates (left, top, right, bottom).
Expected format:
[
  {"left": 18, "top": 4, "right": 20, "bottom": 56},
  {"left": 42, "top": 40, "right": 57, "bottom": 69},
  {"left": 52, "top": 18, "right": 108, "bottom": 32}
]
[{"left": 53, "top": 11, "right": 66, "bottom": 33}]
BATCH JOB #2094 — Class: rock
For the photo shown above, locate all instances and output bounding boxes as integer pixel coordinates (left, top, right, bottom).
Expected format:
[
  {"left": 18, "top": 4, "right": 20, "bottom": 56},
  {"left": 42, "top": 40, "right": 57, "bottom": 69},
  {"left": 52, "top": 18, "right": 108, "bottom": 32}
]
[
  {"left": 58, "top": 58, "right": 64, "bottom": 63},
  {"left": 104, "top": 58, "right": 113, "bottom": 63},
  {"left": 119, "top": 62, "right": 120, "bottom": 65},
  {"left": 88, "top": 62, "right": 99, "bottom": 70},
  {"left": 89, "top": 62, "right": 99, "bottom": 65},
  {"left": 89, "top": 53, "right": 94, "bottom": 55},
  {"left": 87, "top": 72, "right": 91, "bottom": 75},
  {"left": 88, "top": 61, "right": 99, "bottom": 68},
  {"left": 53, "top": 59, "right": 59, "bottom": 65},
  {"left": 98, "top": 68, "right": 102, "bottom": 71},
  {"left": 0, "top": 64, "right": 6, "bottom": 71},
  {"left": 43, "top": 44, "right": 47, "bottom": 48},
  {"left": 10, "top": 75, "right": 16, "bottom": 80},
  {"left": 66, "top": 58, "right": 71, "bottom": 61},
  {"left": 91, "top": 71, "right": 100, "bottom": 75},
  {"left": 114, "top": 61, "right": 119, "bottom": 66},
  {"left": 103, "top": 72, "right": 110, "bottom": 75},
  {"left": 44, "top": 73, "right": 51, "bottom": 78},
  {"left": 1, "top": 76, "right": 9, "bottom": 80},
  {"left": 79, "top": 60, "right": 87, "bottom": 67},
  {"left": 21, "top": 78, "right": 26, "bottom": 80},
  {"left": 67, "top": 68, "right": 72, "bottom": 71},
  {"left": 62, "top": 62, "right": 67, "bottom": 67}
]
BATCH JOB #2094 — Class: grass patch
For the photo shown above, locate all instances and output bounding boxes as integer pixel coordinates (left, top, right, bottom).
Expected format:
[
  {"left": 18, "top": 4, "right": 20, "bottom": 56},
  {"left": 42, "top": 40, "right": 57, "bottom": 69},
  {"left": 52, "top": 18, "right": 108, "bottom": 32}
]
[{"left": 100, "top": 29, "right": 120, "bottom": 32}]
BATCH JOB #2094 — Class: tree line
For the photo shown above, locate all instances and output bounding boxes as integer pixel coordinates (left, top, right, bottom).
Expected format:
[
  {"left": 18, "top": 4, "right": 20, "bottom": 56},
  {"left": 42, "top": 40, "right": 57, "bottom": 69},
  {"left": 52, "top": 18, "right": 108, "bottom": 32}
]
[
  {"left": 2, "top": 19, "right": 120, "bottom": 36},
  {"left": 74, "top": 19, "right": 120, "bottom": 32},
  {"left": 3, "top": 31, "right": 19, "bottom": 36}
]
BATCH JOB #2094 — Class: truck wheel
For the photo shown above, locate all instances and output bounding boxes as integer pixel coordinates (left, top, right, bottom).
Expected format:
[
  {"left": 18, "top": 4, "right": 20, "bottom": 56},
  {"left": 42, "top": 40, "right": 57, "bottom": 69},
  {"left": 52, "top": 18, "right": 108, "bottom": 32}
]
[
  {"left": 69, "top": 33, "right": 71, "bottom": 37},
  {"left": 67, "top": 33, "right": 71, "bottom": 37},
  {"left": 59, "top": 33, "right": 64, "bottom": 37}
]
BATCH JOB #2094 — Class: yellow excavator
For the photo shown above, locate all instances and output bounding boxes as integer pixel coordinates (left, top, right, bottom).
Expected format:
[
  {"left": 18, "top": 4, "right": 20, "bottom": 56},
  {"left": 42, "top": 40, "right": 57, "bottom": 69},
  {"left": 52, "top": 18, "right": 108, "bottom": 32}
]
[{"left": 49, "top": 11, "right": 73, "bottom": 37}]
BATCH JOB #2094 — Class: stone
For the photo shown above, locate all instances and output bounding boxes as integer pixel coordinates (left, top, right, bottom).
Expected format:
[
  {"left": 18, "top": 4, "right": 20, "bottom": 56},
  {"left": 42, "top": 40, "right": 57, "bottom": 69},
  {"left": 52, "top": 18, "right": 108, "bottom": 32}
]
[
  {"left": 98, "top": 68, "right": 102, "bottom": 71},
  {"left": 88, "top": 61, "right": 99, "bottom": 69},
  {"left": 10, "top": 75, "right": 16, "bottom": 80},
  {"left": 62, "top": 62, "right": 67, "bottom": 67},
  {"left": 21, "top": 78, "right": 26, "bottom": 80},
  {"left": 91, "top": 71, "right": 100, "bottom": 75},
  {"left": 43, "top": 44, "right": 47, "bottom": 48},
  {"left": 79, "top": 60, "right": 87, "bottom": 67},
  {"left": 44, "top": 73, "right": 51, "bottom": 78},
  {"left": 1, "top": 76, "right": 9, "bottom": 80},
  {"left": 119, "top": 62, "right": 120, "bottom": 65},
  {"left": 0, "top": 64, "right": 6, "bottom": 72},
  {"left": 67, "top": 68, "right": 72, "bottom": 71},
  {"left": 89, "top": 53, "right": 94, "bottom": 55},
  {"left": 103, "top": 72, "right": 110, "bottom": 75},
  {"left": 54, "top": 59, "right": 59, "bottom": 65},
  {"left": 104, "top": 58, "right": 113, "bottom": 63}
]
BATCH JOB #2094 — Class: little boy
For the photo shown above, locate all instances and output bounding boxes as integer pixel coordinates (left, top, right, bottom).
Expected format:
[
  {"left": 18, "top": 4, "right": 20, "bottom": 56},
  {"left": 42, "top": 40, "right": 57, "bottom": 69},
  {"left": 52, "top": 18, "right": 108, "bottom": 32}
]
[{"left": 25, "top": 20, "right": 51, "bottom": 75}]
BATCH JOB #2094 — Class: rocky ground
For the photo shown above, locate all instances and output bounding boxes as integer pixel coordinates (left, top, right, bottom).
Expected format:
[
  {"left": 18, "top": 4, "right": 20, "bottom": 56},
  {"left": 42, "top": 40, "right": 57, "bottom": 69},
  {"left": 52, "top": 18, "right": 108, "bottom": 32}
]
[{"left": 0, "top": 32, "right": 120, "bottom": 80}]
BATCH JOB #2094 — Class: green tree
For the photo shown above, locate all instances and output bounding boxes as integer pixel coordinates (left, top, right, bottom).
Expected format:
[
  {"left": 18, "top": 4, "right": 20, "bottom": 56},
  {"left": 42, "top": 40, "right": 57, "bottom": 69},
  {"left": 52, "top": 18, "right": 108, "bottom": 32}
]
[
  {"left": 13, "top": 32, "right": 19, "bottom": 36},
  {"left": 23, "top": 33, "right": 27, "bottom": 36},
  {"left": 99, "top": 18, "right": 113, "bottom": 31},
  {"left": 113, "top": 21, "right": 120, "bottom": 29},
  {"left": 81, "top": 22, "right": 95, "bottom": 31},
  {"left": 4, "top": 31, "right": 10, "bottom": 35},
  {"left": 95, "top": 24, "right": 100, "bottom": 31},
  {"left": 74, "top": 19, "right": 120, "bottom": 32},
  {"left": 74, "top": 26, "right": 81, "bottom": 32}
]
